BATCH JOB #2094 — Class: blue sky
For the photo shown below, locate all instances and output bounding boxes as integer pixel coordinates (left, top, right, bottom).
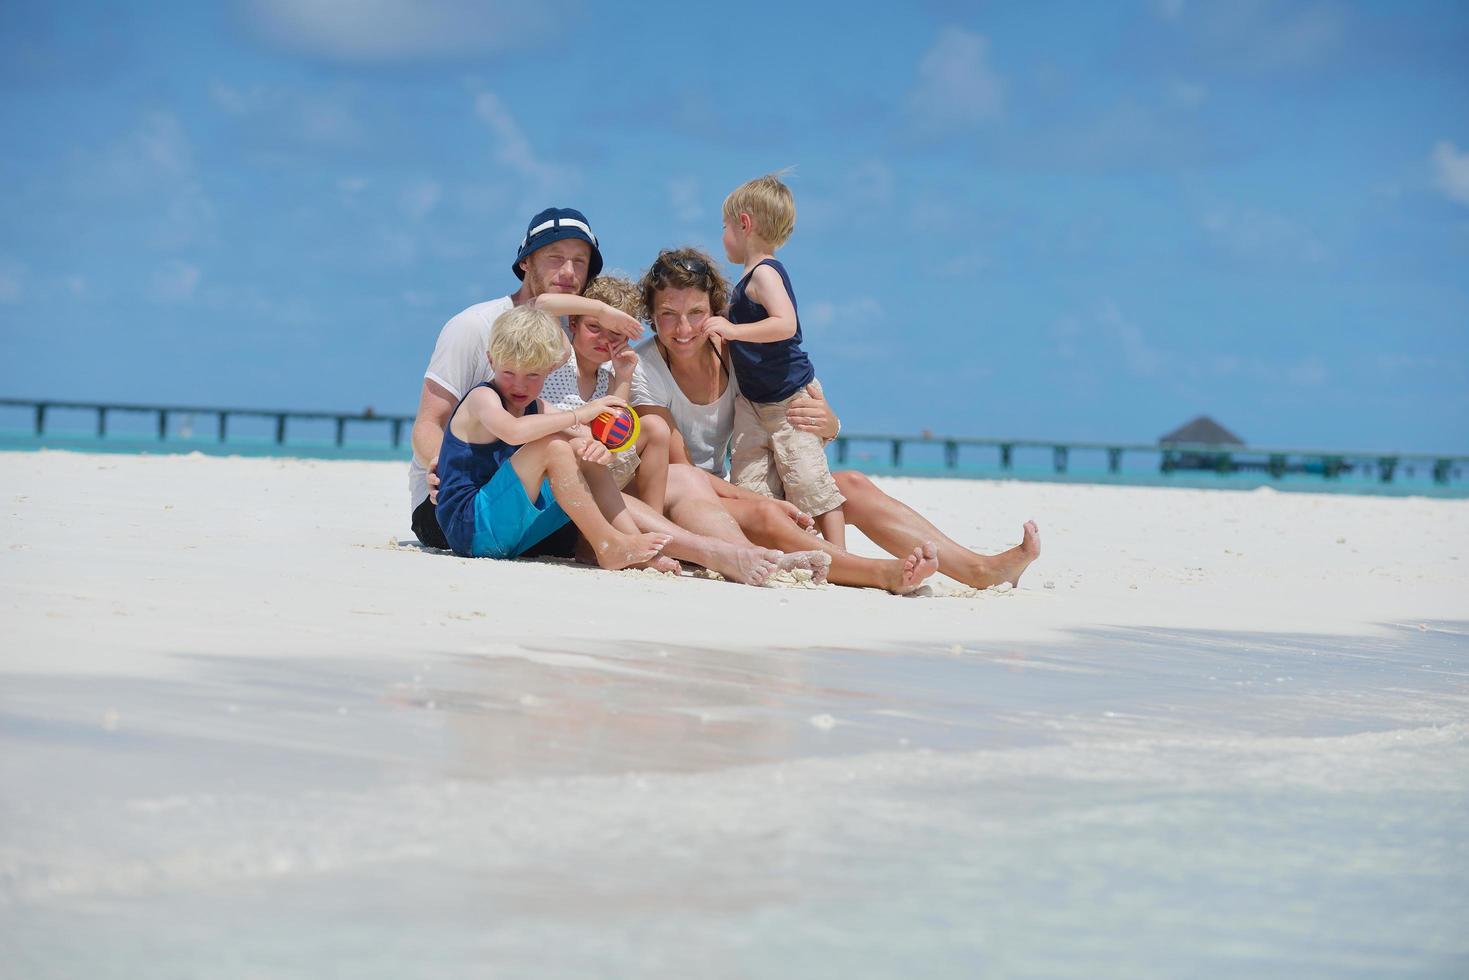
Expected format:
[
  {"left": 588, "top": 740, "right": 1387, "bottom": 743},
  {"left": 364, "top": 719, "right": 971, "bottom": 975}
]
[{"left": 1, "top": 0, "right": 1466, "bottom": 452}]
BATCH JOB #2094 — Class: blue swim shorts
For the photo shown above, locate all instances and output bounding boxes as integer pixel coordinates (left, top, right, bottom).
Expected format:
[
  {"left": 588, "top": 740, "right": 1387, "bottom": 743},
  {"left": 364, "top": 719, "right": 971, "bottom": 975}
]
[{"left": 469, "top": 462, "right": 570, "bottom": 559}]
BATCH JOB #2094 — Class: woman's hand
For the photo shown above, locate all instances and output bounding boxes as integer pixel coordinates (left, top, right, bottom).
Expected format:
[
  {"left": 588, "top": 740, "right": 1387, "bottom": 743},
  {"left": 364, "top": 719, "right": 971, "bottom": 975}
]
[
  {"left": 785, "top": 380, "right": 839, "bottom": 440},
  {"left": 569, "top": 436, "right": 612, "bottom": 466},
  {"left": 601, "top": 303, "right": 644, "bottom": 341}
]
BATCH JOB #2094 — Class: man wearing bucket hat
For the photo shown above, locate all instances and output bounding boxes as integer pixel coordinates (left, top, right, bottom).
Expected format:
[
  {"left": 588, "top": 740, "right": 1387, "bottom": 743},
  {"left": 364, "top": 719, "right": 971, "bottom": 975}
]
[{"left": 406, "top": 206, "right": 642, "bottom": 551}]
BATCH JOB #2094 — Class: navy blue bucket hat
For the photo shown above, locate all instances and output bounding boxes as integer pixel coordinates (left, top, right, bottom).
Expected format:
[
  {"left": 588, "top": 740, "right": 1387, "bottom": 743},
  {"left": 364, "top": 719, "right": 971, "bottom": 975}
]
[{"left": 512, "top": 207, "right": 604, "bottom": 282}]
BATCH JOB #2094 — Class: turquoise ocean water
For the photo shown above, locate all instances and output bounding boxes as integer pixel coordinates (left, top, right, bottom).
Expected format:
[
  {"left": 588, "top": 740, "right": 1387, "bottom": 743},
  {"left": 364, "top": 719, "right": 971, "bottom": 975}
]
[{"left": 4, "top": 423, "right": 1465, "bottom": 499}]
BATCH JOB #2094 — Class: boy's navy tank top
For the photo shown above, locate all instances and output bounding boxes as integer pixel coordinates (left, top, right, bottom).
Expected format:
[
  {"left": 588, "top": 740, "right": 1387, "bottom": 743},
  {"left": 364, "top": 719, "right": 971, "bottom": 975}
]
[
  {"left": 727, "top": 258, "right": 815, "bottom": 403},
  {"left": 434, "top": 382, "right": 542, "bottom": 552}
]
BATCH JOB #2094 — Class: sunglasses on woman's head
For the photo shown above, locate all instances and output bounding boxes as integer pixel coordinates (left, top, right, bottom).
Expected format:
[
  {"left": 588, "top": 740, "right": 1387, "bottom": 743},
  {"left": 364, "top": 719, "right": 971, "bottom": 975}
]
[{"left": 653, "top": 254, "right": 710, "bottom": 280}]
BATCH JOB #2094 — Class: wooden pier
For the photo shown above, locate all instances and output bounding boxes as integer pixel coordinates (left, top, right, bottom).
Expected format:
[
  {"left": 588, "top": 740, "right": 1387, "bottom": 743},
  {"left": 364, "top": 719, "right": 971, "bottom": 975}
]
[{"left": 3, "top": 397, "right": 1466, "bottom": 486}]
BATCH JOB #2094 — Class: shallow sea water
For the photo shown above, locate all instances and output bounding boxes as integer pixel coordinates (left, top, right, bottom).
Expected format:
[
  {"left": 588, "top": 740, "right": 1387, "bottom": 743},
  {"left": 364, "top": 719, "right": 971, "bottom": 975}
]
[{"left": 1, "top": 623, "right": 1466, "bottom": 978}]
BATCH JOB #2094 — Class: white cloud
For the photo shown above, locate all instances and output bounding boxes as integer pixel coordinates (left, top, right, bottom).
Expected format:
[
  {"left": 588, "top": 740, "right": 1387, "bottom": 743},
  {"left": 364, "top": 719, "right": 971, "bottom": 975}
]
[
  {"left": 1151, "top": 0, "right": 1186, "bottom": 20},
  {"left": 338, "top": 176, "right": 370, "bottom": 195},
  {"left": 1168, "top": 80, "right": 1209, "bottom": 109},
  {"left": 473, "top": 91, "right": 573, "bottom": 191},
  {"left": 1431, "top": 141, "right": 1469, "bottom": 207},
  {"left": 908, "top": 27, "right": 1004, "bottom": 132},
  {"left": 668, "top": 177, "right": 703, "bottom": 223},
  {"left": 1202, "top": 204, "right": 1327, "bottom": 264},
  {"left": 242, "top": 0, "right": 555, "bottom": 64},
  {"left": 399, "top": 178, "right": 443, "bottom": 220},
  {"left": 93, "top": 112, "right": 214, "bottom": 249},
  {"left": 0, "top": 264, "right": 22, "bottom": 304},
  {"left": 804, "top": 297, "right": 883, "bottom": 333},
  {"left": 151, "top": 261, "right": 201, "bottom": 303},
  {"left": 209, "top": 81, "right": 268, "bottom": 115},
  {"left": 1099, "top": 301, "right": 1163, "bottom": 377}
]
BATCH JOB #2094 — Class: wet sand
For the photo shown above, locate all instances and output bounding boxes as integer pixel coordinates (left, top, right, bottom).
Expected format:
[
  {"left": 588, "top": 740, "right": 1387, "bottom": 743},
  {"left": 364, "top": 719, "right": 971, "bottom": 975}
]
[{"left": 2, "top": 450, "right": 1467, "bottom": 976}]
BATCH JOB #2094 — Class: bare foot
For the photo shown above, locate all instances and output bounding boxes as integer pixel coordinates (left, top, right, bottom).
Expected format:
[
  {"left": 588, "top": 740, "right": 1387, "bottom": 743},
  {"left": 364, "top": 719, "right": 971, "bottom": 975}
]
[
  {"left": 777, "top": 550, "right": 832, "bottom": 585},
  {"left": 639, "top": 554, "right": 683, "bottom": 575},
  {"left": 595, "top": 532, "right": 672, "bottom": 571},
  {"left": 707, "top": 543, "right": 781, "bottom": 586},
  {"left": 958, "top": 521, "right": 1040, "bottom": 589},
  {"left": 890, "top": 542, "right": 939, "bottom": 595}
]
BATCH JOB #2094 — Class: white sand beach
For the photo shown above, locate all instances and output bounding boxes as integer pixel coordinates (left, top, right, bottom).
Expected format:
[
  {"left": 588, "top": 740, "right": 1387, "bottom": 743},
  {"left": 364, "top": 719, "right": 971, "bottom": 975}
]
[{"left": 3, "top": 450, "right": 1467, "bottom": 977}]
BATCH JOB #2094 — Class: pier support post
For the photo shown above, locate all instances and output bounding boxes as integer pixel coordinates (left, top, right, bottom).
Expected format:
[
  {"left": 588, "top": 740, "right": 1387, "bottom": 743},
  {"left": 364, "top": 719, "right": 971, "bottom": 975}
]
[
  {"left": 1000, "top": 444, "right": 1013, "bottom": 470},
  {"left": 944, "top": 441, "right": 958, "bottom": 469},
  {"left": 34, "top": 404, "right": 46, "bottom": 436},
  {"left": 1377, "top": 456, "right": 1398, "bottom": 483},
  {"left": 1268, "top": 454, "right": 1286, "bottom": 478},
  {"left": 392, "top": 419, "right": 404, "bottom": 448},
  {"left": 1107, "top": 448, "right": 1122, "bottom": 474},
  {"left": 275, "top": 414, "right": 287, "bottom": 444},
  {"left": 836, "top": 437, "right": 848, "bottom": 464},
  {"left": 1053, "top": 446, "right": 1068, "bottom": 474},
  {"left": 890, "top": 440, "right": 901, "bottom": 468},
  {"left": 335, "top": 417, "right": 346, "bottom": 447},
  {"left": 218, "top": 413, "right": 228, "bottom": 442},
  {"left": 158, "top": 410, "right": 167, "bottom": 441},
  {"left": 97, "top": 407, "right": 107, "bottom": 438},
  {"left": 1434, "top": 459, "right": 1451, "bottom": 485}
]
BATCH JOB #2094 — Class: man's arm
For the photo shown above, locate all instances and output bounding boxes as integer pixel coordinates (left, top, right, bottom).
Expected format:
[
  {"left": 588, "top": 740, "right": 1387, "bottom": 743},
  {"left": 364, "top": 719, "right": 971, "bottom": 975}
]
[
  {"left": 705, "top": 265, "right": 797, "bottom": 343},
  {"left": 411, "top": 379, "right": 459, "bottom": 503}
]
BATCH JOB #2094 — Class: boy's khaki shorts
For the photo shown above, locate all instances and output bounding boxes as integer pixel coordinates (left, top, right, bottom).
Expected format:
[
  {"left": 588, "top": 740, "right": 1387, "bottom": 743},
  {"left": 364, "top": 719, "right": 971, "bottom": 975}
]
[{"left": 729, "top": 388, "right": 845, "bottom": 518}]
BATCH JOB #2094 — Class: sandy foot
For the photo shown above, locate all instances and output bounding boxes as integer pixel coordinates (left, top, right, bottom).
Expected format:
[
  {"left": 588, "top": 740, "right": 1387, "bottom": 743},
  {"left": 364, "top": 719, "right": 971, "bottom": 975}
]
[
  {"left": 596, "top": 532, "right": 672, "bottom": 571},
  {"left": 777, "top": 550, "right": 832, "bottom": 585}
]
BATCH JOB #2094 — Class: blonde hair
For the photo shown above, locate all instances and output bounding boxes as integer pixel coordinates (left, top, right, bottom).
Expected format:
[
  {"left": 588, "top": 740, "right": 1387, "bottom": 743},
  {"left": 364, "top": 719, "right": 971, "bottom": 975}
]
[
  {"left": 581, "top": 274, "right": 643, "bottom": 321},
  {"left": 488, "top": 306, "right": 564, "bottom": 371},
  {"left": 723, "top": 171, "right": 796, "bottom": 248}
]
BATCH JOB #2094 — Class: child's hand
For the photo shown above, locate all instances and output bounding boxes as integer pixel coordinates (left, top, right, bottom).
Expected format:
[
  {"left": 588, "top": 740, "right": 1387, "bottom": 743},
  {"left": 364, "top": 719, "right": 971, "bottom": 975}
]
[
  {"left": 569, "top": 436, "right": 612, "bottom": 466},
  {"left": 610, "top": 340, "right": 638, "bottom": 379},
  {"left": 601, "top": 303, "right": 644, "bottom": 341},
  {"left": 703, "top": 315, "right": 737, "bottom": 340},
  {"left": 582, "top": 394, "right": 628, "bottom": 418},
  {"left": 427, "top": 455, "right": 440, "bottom": 503},
  {"left": 776, "top": 499, "right": 815, "bottom": 530}
]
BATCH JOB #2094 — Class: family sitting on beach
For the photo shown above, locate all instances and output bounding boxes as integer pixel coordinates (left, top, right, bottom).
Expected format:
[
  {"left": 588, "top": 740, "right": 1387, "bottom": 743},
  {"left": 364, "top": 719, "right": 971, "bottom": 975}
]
[{"left": 408, "top": 174, "right": 1040, "bottom": 592}]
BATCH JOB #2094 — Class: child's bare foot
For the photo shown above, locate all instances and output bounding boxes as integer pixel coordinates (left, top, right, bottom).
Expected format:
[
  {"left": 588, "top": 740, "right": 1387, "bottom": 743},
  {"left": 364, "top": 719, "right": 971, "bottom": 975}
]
[
  {"left": 595, "top": 532, "right": 672, "bottom": 571},
  {"left": 706, "top": 542, "right": 781, "bottom": 586},
  {"left": 957, "top": 521, "right": 1040, "bottom": 589},
  {"left": 888, "top": 542, "right": 939, "bottom": 595},
  {"left": 777, "top": 550, "right": 831, "bottom": 585}
]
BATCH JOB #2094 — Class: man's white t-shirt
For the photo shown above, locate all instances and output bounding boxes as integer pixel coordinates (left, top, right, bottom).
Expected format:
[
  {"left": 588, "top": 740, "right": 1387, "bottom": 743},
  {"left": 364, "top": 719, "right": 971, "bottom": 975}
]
[
  {"left": 629, "top": 338, "right": 739, "bottom": 478},
  {"left": 408, "top": 296, "right": 512, "bottom": 509}
]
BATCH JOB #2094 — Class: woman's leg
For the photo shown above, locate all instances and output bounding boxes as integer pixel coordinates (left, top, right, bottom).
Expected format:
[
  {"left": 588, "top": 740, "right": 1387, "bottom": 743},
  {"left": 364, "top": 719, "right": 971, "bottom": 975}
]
[
  {"left": 833, "top": 470, "right": 1040, "bottom": 588},
  {"left": 722, "top": 496, "right": 936, "bottom": 595}
]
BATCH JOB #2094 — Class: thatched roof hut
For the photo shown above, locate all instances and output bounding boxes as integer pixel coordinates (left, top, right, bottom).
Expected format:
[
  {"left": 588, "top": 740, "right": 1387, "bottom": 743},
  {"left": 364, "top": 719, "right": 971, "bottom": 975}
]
[{"left": 1159, "top": 416, "right": 1244, "bottom": 446}]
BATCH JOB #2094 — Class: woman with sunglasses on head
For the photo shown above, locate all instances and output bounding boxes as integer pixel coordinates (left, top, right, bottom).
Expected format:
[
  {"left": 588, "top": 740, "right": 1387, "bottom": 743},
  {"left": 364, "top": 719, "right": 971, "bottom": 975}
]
[{"left": 630, "top": 247, "right": 1041, "bottom": 594}]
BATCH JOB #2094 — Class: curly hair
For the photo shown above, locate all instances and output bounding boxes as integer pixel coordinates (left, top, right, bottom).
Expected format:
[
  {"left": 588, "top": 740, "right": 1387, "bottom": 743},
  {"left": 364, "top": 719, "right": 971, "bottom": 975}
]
[
  {"left": 581, "top": 273, "right": 643, "bottom": 321},
  {"left": 638, "top": 247, "right": 731, "bottom": 320}
]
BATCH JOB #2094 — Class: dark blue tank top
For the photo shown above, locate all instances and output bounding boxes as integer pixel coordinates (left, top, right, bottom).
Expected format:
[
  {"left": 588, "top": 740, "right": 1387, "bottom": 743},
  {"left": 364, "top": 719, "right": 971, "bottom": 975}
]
[
  {"left": 434, "top": 382, "right": 542, "bottom": 555},
  {"left": 727, "top": 258, "right": 815, "bottom": 403}
]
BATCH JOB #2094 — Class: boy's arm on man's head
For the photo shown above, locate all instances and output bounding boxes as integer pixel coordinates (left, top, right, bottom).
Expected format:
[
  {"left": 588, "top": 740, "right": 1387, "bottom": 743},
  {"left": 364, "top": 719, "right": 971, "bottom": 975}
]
[{"left": 718, "top": 264, "right": 798, "bottom": 343}]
